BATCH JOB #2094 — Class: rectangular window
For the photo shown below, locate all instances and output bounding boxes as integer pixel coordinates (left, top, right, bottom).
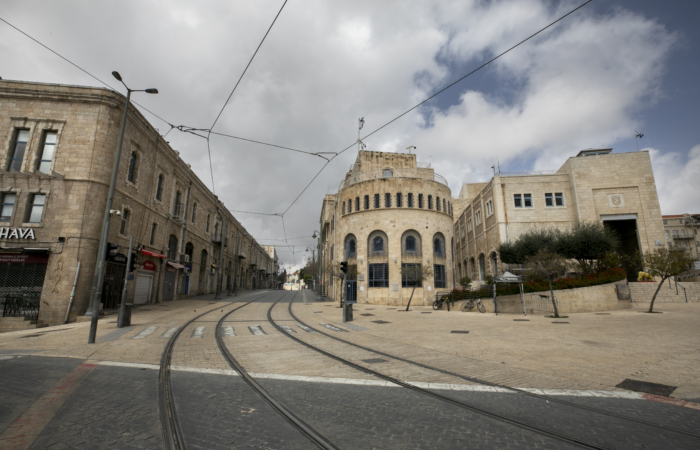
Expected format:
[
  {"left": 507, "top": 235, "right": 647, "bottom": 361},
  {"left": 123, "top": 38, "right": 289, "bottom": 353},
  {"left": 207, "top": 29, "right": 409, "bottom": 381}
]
[
  {"left": 443, "top": 199, "right": 446, "bottom": 212},
  {"left": 9, "top": 129, "right": 29, "bottom": 172},
  {"left": 545, "top": 193, "right": 553, "bottom": 207},
  {"left": 401, "top": 263, "right": 422, "bottom": 287},
  {"left": 475, "top": 211, "right": 481, "bottom": 225},
  {"left": 524, "top": 194, "right": 532, "bottom": 207},
  {"left": 428, "top": 195, "right": 433, "bottom": 210},
  {"left": 665, "top": 230, "right": 670, "bottom": 238},
  {"left": 555, "top": 193, "right": 564, "bottom": 206},
  {"left": 348, "top": 199, "right": 352, "bottom": 213},
  {"left": 408, "top": 193, "right": 413, "bottom": 208},
  {"left": 680, "top": 230, "right": 686, "bottom": 238},
  {"left": 467, "top": 219, "right": 472, "bottom": 232},
  {"left": 1, "top": 193, "right": 16, "bottom": 222},
  {"left": 150, "top": 223, "right": 157, "bottom": 245},
  {"left": 342, "top": 202, "right": 346, "bottom": 215},
  {"left": 355, "top": 197, "right": 360, "bottom": 212},
  {"left": 36, "top": 131, "right": 58, "bottom": 174},
  {"left": 396, "top": 193, "right": 402, "bottom": 208},
  {"left": 364, "top": 195, "right": 369, "bottom": 210},
  {"left": 331, "top": 216, "right": 334, "bottom": 232},
  {"left": 385, "top": 193, "right": 391, "bottom": 208},
  {"left": 436, "top": 197, "right": 441, "bottom": 211},
  {"left": 27, "top": 194, "right": 46, "bottom": 223},
  {"left": 418, "top": 194, "right": 424, "bottom": 208},
  {"left": 374, "top": 194, "right": 380, "bottom": 208},
  {"left": 673, "top": 230, "right": 679, "bottom": 238},
  {"left": 434, "top": 264, "right": 446, "bottom": 288},
  {"left": 368, "top": 263, "right": 389, "bottom": 288},
  {"left": 485, "top": 200, "right": 493, "bottom": 216},
  {"left": 514, "top": 194, "right": 522, "bottom": 208},
  {"left": 679, "top": 219, "right": 683, "bottom": 224},
  {"left": 120, "top": 209, "right": 130, "bottom": 235},
  {"left": 663, "top": 219, "right": 668, "bottom": 225}
]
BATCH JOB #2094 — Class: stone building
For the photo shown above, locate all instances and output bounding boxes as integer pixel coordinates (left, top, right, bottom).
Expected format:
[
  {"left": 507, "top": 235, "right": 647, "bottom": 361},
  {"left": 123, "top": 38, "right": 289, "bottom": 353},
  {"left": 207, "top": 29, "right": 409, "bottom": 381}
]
[
  {"left": 319, "top": 150, "right": 455, "bottom": 306},
  {"left": 453, "top": 149, "right": 666, "bottom": 284},
  {"left": 0, "top": 79, "right": 276, "bottom": 329},
  {"left": 662, "top": 214, "right": 700, "bottom": 260}
]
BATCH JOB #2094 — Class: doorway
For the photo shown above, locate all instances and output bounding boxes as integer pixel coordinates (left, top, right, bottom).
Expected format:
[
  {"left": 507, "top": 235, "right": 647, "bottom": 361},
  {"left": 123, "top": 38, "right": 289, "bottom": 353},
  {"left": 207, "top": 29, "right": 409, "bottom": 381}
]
[{"left": 603, "top": 216, "right": 641, "bottom": 281}]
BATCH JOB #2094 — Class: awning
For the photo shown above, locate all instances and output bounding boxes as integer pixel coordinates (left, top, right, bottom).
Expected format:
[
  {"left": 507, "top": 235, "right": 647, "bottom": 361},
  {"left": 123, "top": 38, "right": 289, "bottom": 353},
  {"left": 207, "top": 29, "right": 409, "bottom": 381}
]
[
  {"left": 142, "top": 249, "right": 166, "bottom": 258},
  {"left": 167, "top": 261, "right": 185, "bottom": 269}
]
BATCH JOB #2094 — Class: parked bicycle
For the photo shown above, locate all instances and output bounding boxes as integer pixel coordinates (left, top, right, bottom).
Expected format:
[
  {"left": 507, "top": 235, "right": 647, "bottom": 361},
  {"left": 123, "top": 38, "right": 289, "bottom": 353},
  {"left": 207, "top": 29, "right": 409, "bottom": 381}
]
[
  {"left": 460, "top": 297, "right": 486, "bottom": 313},
  {"left": 432, "top": 295, "right": 451, "bottom": 311}
]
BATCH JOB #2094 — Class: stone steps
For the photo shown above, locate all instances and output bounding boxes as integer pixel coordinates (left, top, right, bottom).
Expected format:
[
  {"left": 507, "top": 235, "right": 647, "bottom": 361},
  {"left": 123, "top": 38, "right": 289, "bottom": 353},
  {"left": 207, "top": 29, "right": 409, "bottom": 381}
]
[
  {"left": 0, "top": 316, "right": 49, "bottom": 332},
  {"left": 629, "top": 282, "right": 700, "bottom": 303}
]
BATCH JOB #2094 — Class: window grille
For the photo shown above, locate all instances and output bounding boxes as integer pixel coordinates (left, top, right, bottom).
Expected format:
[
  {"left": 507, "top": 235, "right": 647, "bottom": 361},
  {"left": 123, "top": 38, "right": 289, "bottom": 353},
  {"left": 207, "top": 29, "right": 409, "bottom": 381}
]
[
  {"left": 401, "top": 263, "right": 422, "bottom": 287},
  {"left": 374, "top": 194, "right": 380, "bottom": 208},
  {"left": 396, "top": 193, "right": 402, "bottom": 208},
  {"left": 9, "top": 129, "right": 28, "bottom": 172},
  {"left": 418, "top": 194, "right": 423, "bottom": 208},
  {"left": 408, "top": 193, "right": 413, "bottom": 208},
  {"left": 437, "top": 197, "right": 441, "bottom": 211},
  {"left": 37, "top": 131, "right": 57, "bottom": 174},
  {"left": 434, "top": 264, "right": 446, "bottom": 288},
  {"left": 524, "top": 193, "right": 532, "bottom": 207},
  {"left": 345, "top": 234, "right": 357, "bottom": 258},
  {"left": 368, "top": 263, "right": 389, "bottom": 288},
  {"left": 428, "top": 195, "right": 433, "bottom": 210},
  {"left": 401, "top": 230, "right": 422, "bottom": 257},
  {"left": 433, "top": 234, "right": 445, "bottom": 258},
  {"left": 0, "top": 262, "right": 47, "bottom": 320},
  {"left": 355, "top": 197, "right": 359, "bottom": 211},
  {"left": 348, "top": 199, "right": 352, "bottom": 213},
  {"left": 364, "top": 195, "right": 369, "bottom": 210},
  {"left": 385, "top": 193, "right": 391, "bottom": 208},
  {"left": 367, "top": 231, "right": 388, "bottom": 259},
  {"left": 383, "top": 169, "right": 393, "bottom": 177}
]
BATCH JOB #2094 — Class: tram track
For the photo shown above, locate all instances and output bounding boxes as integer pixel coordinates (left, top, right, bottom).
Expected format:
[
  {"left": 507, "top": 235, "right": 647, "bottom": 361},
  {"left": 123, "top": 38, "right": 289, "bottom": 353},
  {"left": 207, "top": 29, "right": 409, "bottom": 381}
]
[{"left": 282, "top": 297, "right": 700, "bottom": 441}]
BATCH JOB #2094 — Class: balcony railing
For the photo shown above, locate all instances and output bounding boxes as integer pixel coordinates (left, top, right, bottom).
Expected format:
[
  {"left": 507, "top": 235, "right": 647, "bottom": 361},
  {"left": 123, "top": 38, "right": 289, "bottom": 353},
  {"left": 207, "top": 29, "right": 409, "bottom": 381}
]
[{"left": 339, "top": 168, "right": 448, "bottom": 190}]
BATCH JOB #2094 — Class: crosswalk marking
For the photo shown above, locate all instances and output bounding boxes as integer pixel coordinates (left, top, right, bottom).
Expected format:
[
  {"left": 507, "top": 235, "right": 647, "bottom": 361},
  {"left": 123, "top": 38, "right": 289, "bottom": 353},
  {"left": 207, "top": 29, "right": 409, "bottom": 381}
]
[
  {"left": 191, "top": 327, "right": 205, "bottom": 338},
  {"left": 320, "top": 324, "right": 347, "bottom": 333},
  {"left": 278, "top": 324, "right": 296, "bottom": 334},
  {"left": 159, "top": 327, "right": 179, "bottom": 339},
  {"left": 248, "top": 325, "right": 266, "bottom": 335},
  {"left": 220, "top": 326, "right": 236, "bottom": 337},
  {"left": 295, "top": 323, "right": 315, "bottom": 333},
  {"left": 131, "top": 326, "right": 158, "bottom": 339}
]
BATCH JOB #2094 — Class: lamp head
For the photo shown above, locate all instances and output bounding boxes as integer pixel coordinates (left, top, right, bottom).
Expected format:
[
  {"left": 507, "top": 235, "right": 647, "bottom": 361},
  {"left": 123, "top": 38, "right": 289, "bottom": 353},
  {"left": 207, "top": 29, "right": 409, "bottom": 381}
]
[
  {"left": 146, "top": 88, "right": 158, "bottom": 94},
  {"left": 112, "top": 71, "right": 122, "bottom": 81}
]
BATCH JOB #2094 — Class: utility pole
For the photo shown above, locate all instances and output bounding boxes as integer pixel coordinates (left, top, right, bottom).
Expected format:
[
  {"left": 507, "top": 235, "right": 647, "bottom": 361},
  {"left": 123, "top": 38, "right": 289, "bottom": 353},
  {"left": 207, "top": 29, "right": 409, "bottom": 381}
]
[
  {"left": 117, "top": 236, "right": 134, "bottom": 328},
  {"left": 215, "top": 208, "right": 227, "bottom": 299}
]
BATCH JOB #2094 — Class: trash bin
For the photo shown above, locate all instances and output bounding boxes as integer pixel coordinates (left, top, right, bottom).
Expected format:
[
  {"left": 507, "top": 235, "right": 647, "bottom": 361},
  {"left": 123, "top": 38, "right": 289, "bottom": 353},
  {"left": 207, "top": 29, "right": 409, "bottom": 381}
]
[{"left": 118, "top": 303, "right": 133, "bottom": 327}]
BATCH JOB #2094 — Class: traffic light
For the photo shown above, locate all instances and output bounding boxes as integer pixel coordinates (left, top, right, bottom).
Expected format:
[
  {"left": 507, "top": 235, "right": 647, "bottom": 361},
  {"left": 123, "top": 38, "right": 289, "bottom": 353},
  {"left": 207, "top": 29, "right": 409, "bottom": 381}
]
[
  {"left": 105, "top": 242, "right": 119, "bottom": 260},
  {"left": 129, "top": 252, "right": 138, "bottom": 273},
  {"left": 340, "top": 261, "right": 348, "bottom": 274}
]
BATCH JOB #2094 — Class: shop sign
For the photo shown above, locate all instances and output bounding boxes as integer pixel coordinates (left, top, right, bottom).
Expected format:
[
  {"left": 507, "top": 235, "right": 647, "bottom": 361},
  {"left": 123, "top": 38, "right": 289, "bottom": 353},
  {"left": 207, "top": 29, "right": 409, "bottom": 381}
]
[
  {"left": 0, "top": 253, "right": 49, "bottom": 264},
  {"left": 0, "top": 228, "right": 36, "bottom": 239},
  {"left": 142, "top": 260, "right": 156, "bottom": 271},
  {"left": 108, "top": 253, "right": 128, "bottom": 264}
]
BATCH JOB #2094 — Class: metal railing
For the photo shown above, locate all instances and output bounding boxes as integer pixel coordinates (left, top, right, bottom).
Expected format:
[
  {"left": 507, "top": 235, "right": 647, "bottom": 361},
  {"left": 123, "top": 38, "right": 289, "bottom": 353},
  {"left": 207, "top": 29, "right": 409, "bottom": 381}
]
[
  {"left": 339, "top": 168, "right": 448, "bottom": 190},
  {"left": 2, "top": 294, "right": 40, "bottom": 320}
]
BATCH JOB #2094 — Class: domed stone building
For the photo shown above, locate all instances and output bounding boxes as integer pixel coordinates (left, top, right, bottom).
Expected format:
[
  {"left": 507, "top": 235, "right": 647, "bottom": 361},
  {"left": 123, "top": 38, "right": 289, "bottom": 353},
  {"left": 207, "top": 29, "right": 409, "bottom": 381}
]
[{"left": 318, "top": 150, "right": 455, "bottom": 306}]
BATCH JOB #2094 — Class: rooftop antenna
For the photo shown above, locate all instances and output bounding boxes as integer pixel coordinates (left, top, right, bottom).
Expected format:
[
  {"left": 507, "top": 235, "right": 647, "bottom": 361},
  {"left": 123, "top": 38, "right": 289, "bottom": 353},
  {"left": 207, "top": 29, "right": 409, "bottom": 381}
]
[
  {"left": 406, "top": 145, "right": 416, "bottom": 154},
  {"left": 358, "top": 117, "right": 365, "bottom": 153},
  {"left": 497, "top": 157, "right": 501, "bottom": 175},
  {"left": 635, "top": 130, "right": 644, "bottom": 152},
  {"left": 491, "top": 165, "right": 496, "bottom": 176}
]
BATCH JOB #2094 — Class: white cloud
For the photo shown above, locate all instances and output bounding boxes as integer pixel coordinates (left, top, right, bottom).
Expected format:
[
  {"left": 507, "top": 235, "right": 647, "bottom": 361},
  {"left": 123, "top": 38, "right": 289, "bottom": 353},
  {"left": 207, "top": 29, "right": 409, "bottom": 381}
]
[{"left": 649, "top": 145, "right": 700, "bottom": 215}]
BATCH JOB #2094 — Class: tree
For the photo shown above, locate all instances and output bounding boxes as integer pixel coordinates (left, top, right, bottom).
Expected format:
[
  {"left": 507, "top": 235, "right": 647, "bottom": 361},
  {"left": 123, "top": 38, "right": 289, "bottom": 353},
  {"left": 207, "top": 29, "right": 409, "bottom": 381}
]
[
  {"left": 525, "top": 249, "right": 570, "bottom": 318},
  {"left": 401, "top": 264, "right": 434, "bottom": 311},
  {"left": 557, "top": 222, "right": 619, "bottom": 273},
  {"left": 458, "top": 276, "right": 472, "bottom": 288},
  {"left": 277, "top": 269, "right": 287, "bottom": 285},
  {"left": 497, "top": 228, "right": 559, "bottom": 264},
  {"left": 629, "top": 248, "right": 695, "bottom": 313}
]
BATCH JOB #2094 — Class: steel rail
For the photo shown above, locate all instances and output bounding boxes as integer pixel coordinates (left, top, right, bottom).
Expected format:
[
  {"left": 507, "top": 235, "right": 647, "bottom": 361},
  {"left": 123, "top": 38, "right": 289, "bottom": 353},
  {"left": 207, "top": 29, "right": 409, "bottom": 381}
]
[
  {"left": 267, "top": 296, "right": 608, "bottom": 450},
  {"left": 284, "top": 298, "right": 700, "bottom": 440},
  {"left": 158, "top": 291, "right": 274, "bottom": 450},
  {"left": 215, "top": 291, "right": 340, "bottom": 450}
]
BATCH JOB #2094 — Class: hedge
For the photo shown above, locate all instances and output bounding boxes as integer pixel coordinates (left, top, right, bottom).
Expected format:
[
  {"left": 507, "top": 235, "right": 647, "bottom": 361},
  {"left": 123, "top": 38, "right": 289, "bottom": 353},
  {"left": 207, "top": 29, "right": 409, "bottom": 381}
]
[{"left": 447, "top": 267, "right": 626, "bottom": 300}]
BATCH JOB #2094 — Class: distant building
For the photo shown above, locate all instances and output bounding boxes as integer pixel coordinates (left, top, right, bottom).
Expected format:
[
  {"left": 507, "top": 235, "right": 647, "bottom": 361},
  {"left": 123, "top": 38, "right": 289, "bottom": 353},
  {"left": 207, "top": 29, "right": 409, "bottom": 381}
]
[
  {"left": 662, "top": 214, "right": 700, "bottom": 261},
  {"left": 453, "top": 149, "right": 666, "bottom": 283},
  {"left": 319, "top": 150, "right": 455, "bottom": 306}
]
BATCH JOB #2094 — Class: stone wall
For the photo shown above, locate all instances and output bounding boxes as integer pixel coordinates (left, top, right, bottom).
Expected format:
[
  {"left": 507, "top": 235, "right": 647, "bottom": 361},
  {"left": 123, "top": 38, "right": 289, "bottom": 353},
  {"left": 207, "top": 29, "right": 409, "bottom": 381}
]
[{"left": 629, "top": 281, "right": 700, "bottom": 303}]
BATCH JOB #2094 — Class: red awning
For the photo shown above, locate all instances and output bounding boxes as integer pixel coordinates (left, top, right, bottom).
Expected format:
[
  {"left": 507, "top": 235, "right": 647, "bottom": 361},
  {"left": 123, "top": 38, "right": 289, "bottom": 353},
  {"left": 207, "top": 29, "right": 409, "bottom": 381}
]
[
  {"left": 167, "top": 261, "right": 185, "bottom": 270},
  {"left": 142, "top": 249, "right": 166, "bottom": 258}
]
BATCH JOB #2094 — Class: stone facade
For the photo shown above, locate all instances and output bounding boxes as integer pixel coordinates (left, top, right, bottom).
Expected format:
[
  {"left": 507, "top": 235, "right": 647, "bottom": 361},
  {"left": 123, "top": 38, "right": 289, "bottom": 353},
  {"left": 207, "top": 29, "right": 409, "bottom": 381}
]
[
  {"left": 662, "top": 214, "right": 700, "bottom": 259},
  {"left": 319, "top": 151, "right": 455, "bottom": 306},
  {"left": 0, "top": 80, "right": 276, "bottom": 327},
  {"left": 454, "top": 149, "right": 667, "bottom": 284}
]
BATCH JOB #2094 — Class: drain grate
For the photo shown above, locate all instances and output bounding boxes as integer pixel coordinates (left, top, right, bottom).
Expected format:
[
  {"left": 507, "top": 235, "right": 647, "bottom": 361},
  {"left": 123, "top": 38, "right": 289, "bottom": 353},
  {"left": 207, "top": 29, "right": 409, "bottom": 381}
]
[
  {"left": 451, "top": 331, "right": 469, "bottom": 334},
  {"left": 362, "top": 358, "right": 387, "bottom": 364},
  {"left": 371, "top": 320, "right": 391, "bottom": 324},
  {"left": 513, "top": 319, "right": 530, "bottom": 321},
  {"left": 616, "top": 379, "right": 677, "bottom": 397},
  {"left": 360, "top": 313, "right": 375, "bottom": 316}
]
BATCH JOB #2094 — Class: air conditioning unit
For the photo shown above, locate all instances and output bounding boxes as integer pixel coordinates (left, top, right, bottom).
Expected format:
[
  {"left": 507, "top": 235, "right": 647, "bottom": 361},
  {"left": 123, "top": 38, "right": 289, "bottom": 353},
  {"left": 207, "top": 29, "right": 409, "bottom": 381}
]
[{"left": 179, "top": 254, "right": 190, "bottom": 263}]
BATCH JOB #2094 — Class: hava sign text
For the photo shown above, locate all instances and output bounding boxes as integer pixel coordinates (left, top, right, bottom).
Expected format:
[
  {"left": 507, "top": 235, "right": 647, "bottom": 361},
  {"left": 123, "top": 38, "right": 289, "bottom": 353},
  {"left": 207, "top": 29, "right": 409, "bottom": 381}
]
[{"left": 0, "top": 228, "right": 36, "bottom": 239}]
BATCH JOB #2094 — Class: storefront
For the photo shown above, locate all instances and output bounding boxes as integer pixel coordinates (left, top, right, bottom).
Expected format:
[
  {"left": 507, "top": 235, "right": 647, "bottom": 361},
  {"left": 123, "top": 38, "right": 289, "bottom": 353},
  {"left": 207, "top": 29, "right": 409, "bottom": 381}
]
[
  {"left": 133, "top": 260, "right": 156, "bottom": 304},
  {"left": 0, "top": 252, "right": 49, "bottom": 320}
]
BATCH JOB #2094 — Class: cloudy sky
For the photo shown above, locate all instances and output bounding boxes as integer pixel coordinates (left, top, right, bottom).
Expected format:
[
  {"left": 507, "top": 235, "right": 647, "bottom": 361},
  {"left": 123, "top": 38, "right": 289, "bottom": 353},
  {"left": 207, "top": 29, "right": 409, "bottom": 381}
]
[{"left": 2, "top": 0, "right": 698, "bottom": 268}]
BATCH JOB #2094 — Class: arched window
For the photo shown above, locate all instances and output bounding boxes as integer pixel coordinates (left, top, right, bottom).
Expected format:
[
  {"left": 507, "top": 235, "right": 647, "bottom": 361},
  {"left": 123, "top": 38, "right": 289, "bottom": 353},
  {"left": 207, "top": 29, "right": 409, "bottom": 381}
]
[
  {"left": 433, "top": 234, "right": 445, "bottom": 259},
  {"left": 167, "top": 234, "right": 178, "bottom": 260},
  {"left": 201, "top": 249, "right": 208, "bottom": 267},
  {"left": 156, "top": 174, "right": 164, "bottom": 200},
  {"left": 191, "top": 202, "right": 197, "bottom": 223},
  {"left": 127, "top": 152, "right": 138, "bottom": 183},
  {"left": 344, "top": 234, "right": 357, "bottom": 259},
  {"left": 373, "top": 236, "right": 384, "bottom": 253},
  {"left": 401, "top": 230, "right": 422, "bottom": 257},
  {"left": 382, "top": 169, "right": 393, "bottom": 177},
  {"left": 406, "top": 236, "right": 416, "bottom": 252},
  {"left": 367, "top": 230, "right": 388, "bottom": 259},
  {"left": 185, "top": 242, "right": 194, "bottom": 261}
]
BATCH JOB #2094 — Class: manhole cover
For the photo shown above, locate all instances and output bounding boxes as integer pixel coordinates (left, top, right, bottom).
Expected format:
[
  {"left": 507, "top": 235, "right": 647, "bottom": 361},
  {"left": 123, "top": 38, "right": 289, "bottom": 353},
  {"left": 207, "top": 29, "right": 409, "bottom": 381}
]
[
  {"left": 513, "top": 319, "right": 530, "bottom": 321},
  {"left": 616, "top": 379, "right": 677, "bottom": 397},
  {"left": 360, "top": 313, "right": 375, "bottom": 316},
  {"left": 371, "top": 320, "right": 391, "bottom": 324},
  {"left": 596, "top": 313, "right": 611, "bottom": 315},
  {"left": 552, "top": 322, "right": 570, "bottom": 324},
  {"left": 451, "top": 331, "right": 469, "bottom": 334},
  {"left": 362, "top": 358, "right": 387, "bottom": 364}
]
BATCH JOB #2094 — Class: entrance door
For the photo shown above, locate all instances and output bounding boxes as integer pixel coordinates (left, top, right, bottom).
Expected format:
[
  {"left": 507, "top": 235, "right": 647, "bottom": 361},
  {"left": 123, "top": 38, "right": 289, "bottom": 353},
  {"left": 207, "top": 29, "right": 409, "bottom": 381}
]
[
  {"left": 345, "top": 280, "right": 357, "bottom": 303},
  {"left": 133, "top": 274, "right": 153, "bottom": 304},
  {"left": 603, "top": 216, "right": 641, "bottom": 281},
  {"left": 102, "top": 262, "right": 126, "bottom": 309},
  {"left": 163, "top": 269, "right": 177, "bottom": 301}
]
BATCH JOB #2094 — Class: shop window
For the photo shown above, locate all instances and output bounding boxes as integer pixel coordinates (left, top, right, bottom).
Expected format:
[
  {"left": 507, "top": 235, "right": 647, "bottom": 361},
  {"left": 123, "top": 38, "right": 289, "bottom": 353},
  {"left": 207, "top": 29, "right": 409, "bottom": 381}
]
[
  {"left": 26, "top": 194, "right": 46, "bottom": 223},
  {"left": 8, "top": 129, "right": 29, "bottom": 172},
  {"left": 1, "top": 193, "right": 16, "bottom": 222},
  {"left": 37, "top": 131, "right": 57, "bottom": 174}
]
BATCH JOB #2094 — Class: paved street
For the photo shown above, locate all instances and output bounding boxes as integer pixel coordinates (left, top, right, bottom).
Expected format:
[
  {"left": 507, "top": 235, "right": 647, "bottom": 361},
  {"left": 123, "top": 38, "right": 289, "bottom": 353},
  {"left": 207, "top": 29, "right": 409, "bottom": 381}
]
[{"left": 1, "top": 289, "right": 699, "bottom": 449}]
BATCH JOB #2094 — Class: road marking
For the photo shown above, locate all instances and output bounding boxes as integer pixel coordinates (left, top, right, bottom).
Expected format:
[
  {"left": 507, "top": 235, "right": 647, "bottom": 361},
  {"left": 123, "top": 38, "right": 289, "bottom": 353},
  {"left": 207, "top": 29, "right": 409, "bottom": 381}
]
[
  {"left": 191, "top": 327, "right": 205, "bottom": 338},
  {"left": 159, "top": 327, "right": 179, "bottom": 339},
  {"left": 277, "top": 324, "right": 296, "bottom": 334},
  {"left": 97, "top": 326, "right": 135, "bottom": 341},
  {"left": 320, "top": 323, "right": 347, "bottom": 332},
  {"left": 0, "top": 361, "right": 96, "bottom": 449},
  {"left": 131, "top": 326, "right": 158, "bottom": 339},
  {"left": 295, "top": 323, "right": 315, "bottom": 333},
  {"left": 335, "top": 322, "right": 368, "bottom": 331},
  {"left": 248, "top": 326, "right": 266, "bottom": 335},
  {"left": 220, "top": 326, "right": 236, "bottom": 337}
]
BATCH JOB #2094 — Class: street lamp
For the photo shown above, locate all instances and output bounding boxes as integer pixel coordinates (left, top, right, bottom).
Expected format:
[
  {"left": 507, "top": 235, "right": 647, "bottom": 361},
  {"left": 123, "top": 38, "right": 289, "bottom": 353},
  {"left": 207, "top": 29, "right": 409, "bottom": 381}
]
[{"left": 87, "top": 71, "right": 158, "bottom": 344}]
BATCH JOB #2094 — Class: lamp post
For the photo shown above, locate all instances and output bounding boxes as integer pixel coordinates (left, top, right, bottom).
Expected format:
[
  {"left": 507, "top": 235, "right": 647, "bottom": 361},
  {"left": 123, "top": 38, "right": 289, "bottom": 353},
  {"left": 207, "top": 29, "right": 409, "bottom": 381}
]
[
  {"left": 311, "top": 230, "right": 321, "bottom": 296},
  {"left": 87, "top": 72, "right": 157, "bottom": 344}
]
